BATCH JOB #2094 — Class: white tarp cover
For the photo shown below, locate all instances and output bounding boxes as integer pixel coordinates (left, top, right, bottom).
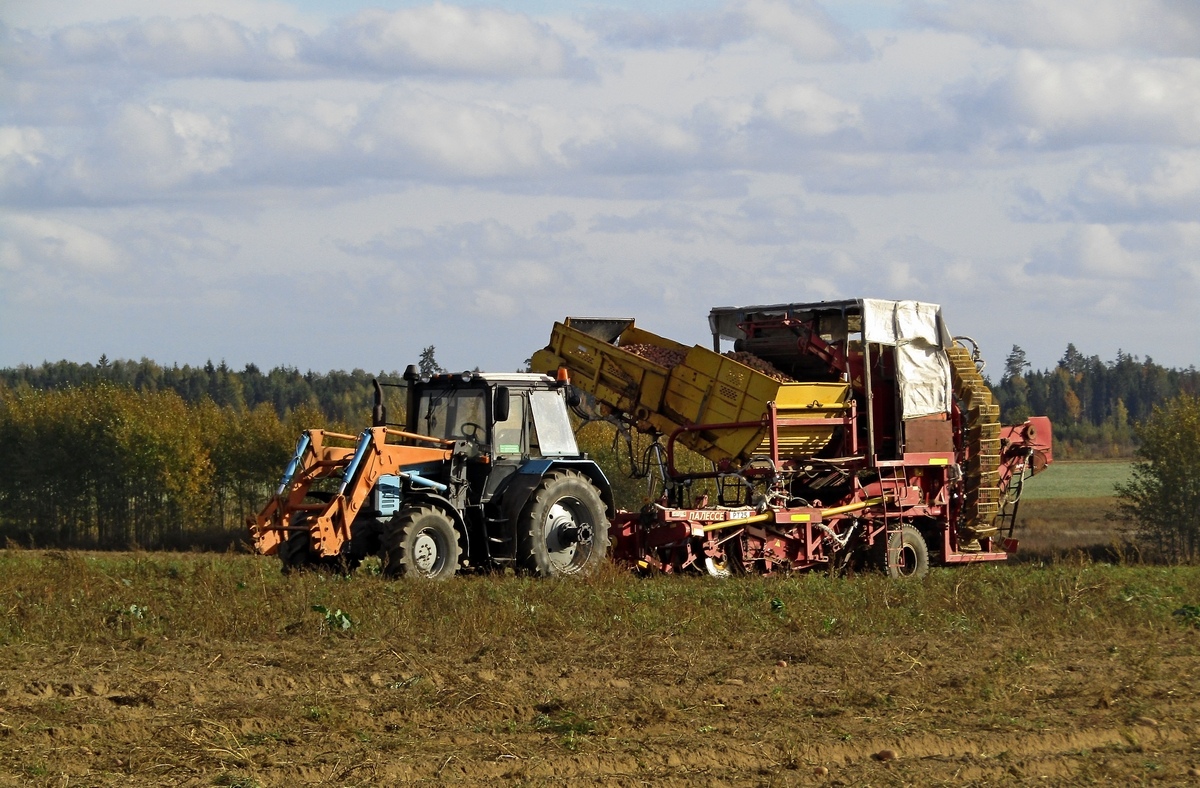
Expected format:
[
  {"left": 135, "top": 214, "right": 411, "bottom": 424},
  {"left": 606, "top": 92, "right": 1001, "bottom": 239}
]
[{"left": 862, "top": 299, "right": 953, "bottom": 419}]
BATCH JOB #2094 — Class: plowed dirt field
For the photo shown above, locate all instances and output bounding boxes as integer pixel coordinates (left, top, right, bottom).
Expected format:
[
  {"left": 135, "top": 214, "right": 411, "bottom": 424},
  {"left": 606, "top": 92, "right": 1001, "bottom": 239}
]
[{"left": 2, "top": 551, "right": 1199, "bottom": 786}]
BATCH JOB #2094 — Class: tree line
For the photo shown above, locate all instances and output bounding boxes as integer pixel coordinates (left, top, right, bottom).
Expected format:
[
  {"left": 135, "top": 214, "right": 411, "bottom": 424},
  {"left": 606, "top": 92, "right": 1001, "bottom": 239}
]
[
  {"left": 992, "top": 344, "right": 1199, "bottom": 458},
  {"left": 0, "top": 344, "right": 458, "bottom": 428},
  {"left": 0, "top": 357, "right": 386, "bottom": 428},
  {"left": 6, "top": 343, "right": 1195, "bottom": 460},
  {"left": 0, "top": 382, "right": 327, "bottom": 550}
]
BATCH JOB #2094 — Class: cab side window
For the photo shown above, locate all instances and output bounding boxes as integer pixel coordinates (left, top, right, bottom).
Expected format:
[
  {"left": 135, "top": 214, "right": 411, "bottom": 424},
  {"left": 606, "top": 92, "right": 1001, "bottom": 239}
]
[{"left": 493, "top": 395, "right": 526, "bottom": 457}]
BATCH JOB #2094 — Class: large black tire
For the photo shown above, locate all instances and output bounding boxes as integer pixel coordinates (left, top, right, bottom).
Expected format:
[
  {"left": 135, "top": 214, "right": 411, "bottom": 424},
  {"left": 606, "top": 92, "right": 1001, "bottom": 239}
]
[
  {"left": 382, "top": 505, "right": 462, "bottom": 580},
  {"left": 882, "top": 523, "right": 930, "bottom": 579},
  {"left": 278, "top": 521, "right": 318, "bottom": 574},
  {"left": 278, "top": 492, "right": 339, "bottom": 575},
  {"left": 518, "top": 470, "right": 610, "bottom": 577}
]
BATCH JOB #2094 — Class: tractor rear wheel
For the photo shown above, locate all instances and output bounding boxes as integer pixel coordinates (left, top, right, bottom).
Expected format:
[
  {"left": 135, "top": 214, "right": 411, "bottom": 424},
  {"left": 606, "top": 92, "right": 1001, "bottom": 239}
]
[
  {"left": 883, "top": 523, "right": 929, "bottom": 579},
  {"left": 382, "top": 505, "right": 462, "bottom": 580},
  {"left": 519, "top": 471, "right": 610, "bottom": 577}
]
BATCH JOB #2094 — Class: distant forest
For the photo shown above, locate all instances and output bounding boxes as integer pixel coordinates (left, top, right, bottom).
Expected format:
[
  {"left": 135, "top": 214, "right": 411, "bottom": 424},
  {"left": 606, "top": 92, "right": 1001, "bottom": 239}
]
[
  {"left": 2, "top": 343, "right": 1197, "bottom": 457},
  {"left": 990, "top": 344, "right": 1199, "bottom": 458},
  {"left": 0, "top": 357, "right": 388, "bottom": 430}
]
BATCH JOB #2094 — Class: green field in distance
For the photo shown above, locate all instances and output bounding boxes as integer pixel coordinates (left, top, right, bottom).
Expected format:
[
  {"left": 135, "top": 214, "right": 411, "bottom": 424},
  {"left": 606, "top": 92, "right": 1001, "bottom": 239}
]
[{"left": 1020, "top": 461, "right": 1132, "bottom": 500}]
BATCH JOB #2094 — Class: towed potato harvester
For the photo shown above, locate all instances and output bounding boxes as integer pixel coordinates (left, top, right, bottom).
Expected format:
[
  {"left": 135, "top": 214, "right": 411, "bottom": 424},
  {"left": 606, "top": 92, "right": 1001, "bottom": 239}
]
[{"left": 530, "top": 298, "right": 1052, "bottom": 577}]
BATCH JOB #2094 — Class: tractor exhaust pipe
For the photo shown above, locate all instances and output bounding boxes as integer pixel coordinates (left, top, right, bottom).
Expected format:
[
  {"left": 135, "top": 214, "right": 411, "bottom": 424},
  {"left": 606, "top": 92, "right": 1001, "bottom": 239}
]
[{"left": 372, "top": 379, "right": 387, "bottom": 427}]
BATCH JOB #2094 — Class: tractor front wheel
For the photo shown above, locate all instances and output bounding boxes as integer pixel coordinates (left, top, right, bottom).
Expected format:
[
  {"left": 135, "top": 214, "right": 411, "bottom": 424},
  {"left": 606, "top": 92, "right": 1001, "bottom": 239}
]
[
  {"left": 278, "top": 520, "right": 319, "bottom": 574},
  {"left": 519, "top": 471, "right": 610, "bottom": 577},
  {"left": 382, "top": 505, "right": 462, "bottom": 580}
]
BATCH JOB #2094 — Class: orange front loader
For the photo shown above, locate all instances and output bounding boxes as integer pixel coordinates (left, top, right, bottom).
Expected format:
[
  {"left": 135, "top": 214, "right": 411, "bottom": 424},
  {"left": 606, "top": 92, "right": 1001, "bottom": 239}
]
[{"left": 250, "top": 426, "right": 455, "bottom": 563}]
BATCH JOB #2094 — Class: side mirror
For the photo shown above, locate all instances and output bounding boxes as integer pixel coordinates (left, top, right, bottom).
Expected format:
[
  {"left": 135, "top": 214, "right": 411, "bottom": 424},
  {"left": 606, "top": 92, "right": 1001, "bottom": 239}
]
[{"left": 494, "top": 386, "right": 510, "bottom": 423}]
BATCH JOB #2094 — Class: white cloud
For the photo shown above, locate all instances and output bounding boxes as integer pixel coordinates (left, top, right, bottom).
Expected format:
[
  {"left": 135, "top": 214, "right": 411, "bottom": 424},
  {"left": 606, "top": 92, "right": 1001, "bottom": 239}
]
[
  {"left": 592, "top": 195, "right": 854, "bottom": 244},
  {"left": 915, "top": 0, "right": 1200, "bottom": 56},
  {"left": 95, "top": 103, "right": 233, "bottom": 190},
  {"left": 341, "top": 219, "right": 579, "bottom": 265},
  {"left": 117, "top": 217, "right": 239, "bottom": 276},
  {"left": 2, "top": 0, "right": 322, "bottom": 32},
  {"left": 970, "top": 53, "right": 1200, "bottom": 148},
  {"left": 0, "top": 215, "right": 125, "bottom": 274},
  {"left": 1, "top": 15, "right": 306, "bottom": 81},
  {"left": 1, "top": 6, "right": 589, "bottom": 82},
  {"left": 355, "top": 88, "right": 553, "bottom": 178},
  {"left": 241, "top": 100, "right": 359, "bottom": 162},
  {"left": 1027, "top": 224, "right": 1151, "bottom": 279},
  {"left": 2, "top": 1, "right": 1200, "bottom": 371},
  {"left": 0, "top": 127, "right": 47, "bottom": 195},
  {"left": 56, "top": 15, "right": 269, "bottom": 75},
  {"left": 758, "top": 83, "right": 862, "bottom": 136},
  {"left": 565, "top": 106, "right": 700, "bottom": 175},
  {"left": 537, "top": 211, "right": 575, "bottom": 233},
  {"left": 0, "top": 127, "right": 45, "bottom": 162},
  {"left": 591, "top": 0, "right": 867, "bottom": 61},
  {"left": 314, "top": 5, "right": 588, "bottom": 79},
  {"left": 1059, "top": 151, "right": 1200, "bottom": 222},
  {"left": 743, "top": 0, "right": 862, "bottom": 60}
]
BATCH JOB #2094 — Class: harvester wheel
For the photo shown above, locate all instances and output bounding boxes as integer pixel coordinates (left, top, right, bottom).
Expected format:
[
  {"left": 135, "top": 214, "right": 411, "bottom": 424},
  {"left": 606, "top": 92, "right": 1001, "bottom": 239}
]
[
  {"left": 702, "top": 537, "right": 744, "bottom": 578},
  {"left": 882, "top": 524, "right": 929, "bottom": 579},
  {"left": 382, "top": 505, "right": 462, "bottom": 580},
  {"left": 519, "top": 471, "right": 610, "bottom": 577}
]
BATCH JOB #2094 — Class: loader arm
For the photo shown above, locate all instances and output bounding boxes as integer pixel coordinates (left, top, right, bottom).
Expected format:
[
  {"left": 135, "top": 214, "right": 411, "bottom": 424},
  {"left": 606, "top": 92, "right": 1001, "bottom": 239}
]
[
  {"left": 250, "top": 427, "right": 455, "bottom": 558},
  {"left": 249, "top": 429, "right": 358, "bottom": 556},
  {"left": 307, "top": 427, "right": 456, "bottom": 558}
]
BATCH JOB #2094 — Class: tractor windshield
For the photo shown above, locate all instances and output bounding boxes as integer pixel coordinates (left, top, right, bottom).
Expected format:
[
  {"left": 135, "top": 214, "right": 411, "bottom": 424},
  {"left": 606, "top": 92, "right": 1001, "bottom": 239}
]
[
  {"left": 529, "top": 390, "right": 579, "bottom": 457},
  {"left": 419, "top": 388, "right": 488, "bottom": 442}
]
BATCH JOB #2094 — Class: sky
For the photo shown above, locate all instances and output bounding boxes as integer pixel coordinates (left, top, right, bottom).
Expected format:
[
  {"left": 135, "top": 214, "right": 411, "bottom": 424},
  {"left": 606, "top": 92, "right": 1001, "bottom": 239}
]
[{"left": 2, "top": 0, "right": 1199, "bottom": 377}]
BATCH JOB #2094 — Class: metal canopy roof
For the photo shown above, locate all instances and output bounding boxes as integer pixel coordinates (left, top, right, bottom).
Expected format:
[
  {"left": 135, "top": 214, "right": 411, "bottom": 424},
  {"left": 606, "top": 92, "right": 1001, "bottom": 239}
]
[{"left": 708, "top": 298, "right": 866, "bottom": 341}]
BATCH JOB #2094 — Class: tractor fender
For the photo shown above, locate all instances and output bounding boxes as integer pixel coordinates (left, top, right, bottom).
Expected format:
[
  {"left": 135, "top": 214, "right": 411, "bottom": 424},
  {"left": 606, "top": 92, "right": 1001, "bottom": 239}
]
[{"left": 499, "top": 459, "right": 615, "bottom": 524}]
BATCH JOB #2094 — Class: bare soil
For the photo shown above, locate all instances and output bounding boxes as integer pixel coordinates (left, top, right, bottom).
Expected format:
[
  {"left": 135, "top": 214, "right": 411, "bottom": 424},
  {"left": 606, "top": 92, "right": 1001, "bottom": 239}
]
[{"left": 1, "top": 548, "right": 1198, "bottom": 786}]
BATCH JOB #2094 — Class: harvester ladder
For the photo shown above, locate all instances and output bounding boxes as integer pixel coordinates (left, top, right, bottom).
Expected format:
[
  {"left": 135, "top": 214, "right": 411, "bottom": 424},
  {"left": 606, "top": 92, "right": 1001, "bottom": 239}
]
[
  {"left": 875, "top": 463, "right": 908, "bottom": 571},
  {"left": 876, "top": 463, "right": 907, "bottom": 519},
  {"left": 945, "top": 343, "right": 1001, "bottom": 539},
  {"left": 993, "top": 463, "right": 1026, "bottom": 540}
]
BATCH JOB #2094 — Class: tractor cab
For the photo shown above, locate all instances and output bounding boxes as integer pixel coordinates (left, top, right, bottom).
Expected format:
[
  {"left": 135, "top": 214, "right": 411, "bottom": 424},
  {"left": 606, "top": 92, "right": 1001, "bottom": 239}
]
[{"left": 397, "top": 367, "right": 581, "bottom": 463}]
